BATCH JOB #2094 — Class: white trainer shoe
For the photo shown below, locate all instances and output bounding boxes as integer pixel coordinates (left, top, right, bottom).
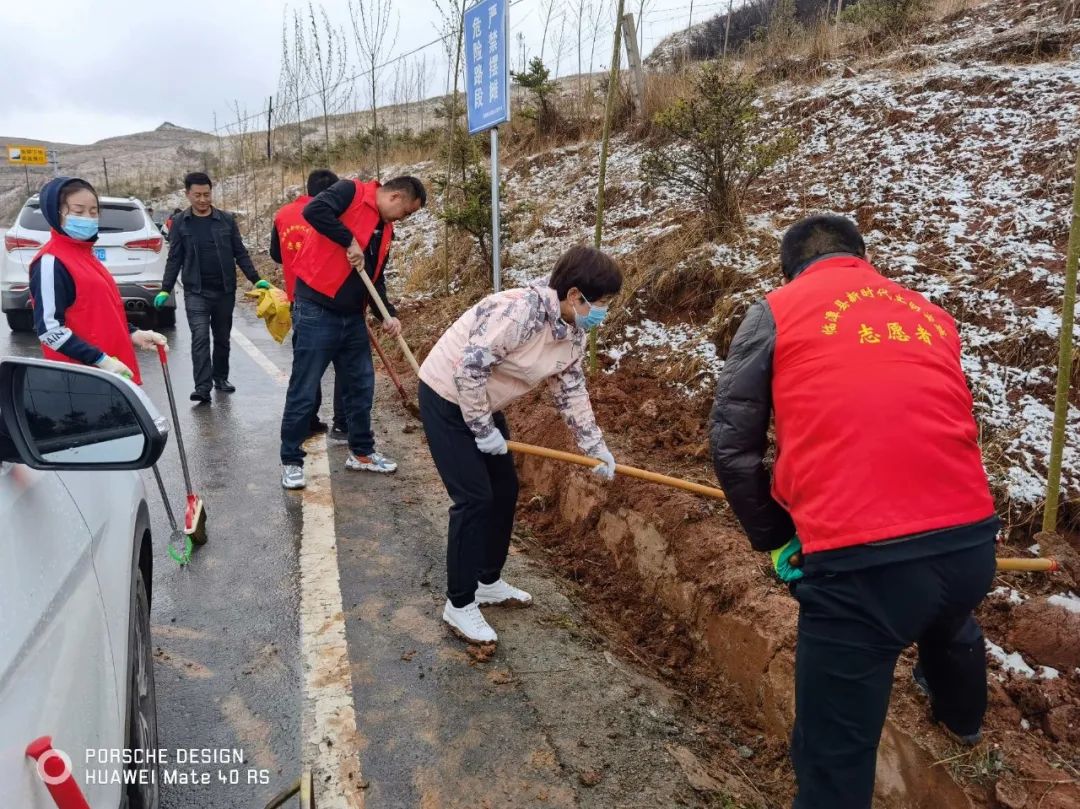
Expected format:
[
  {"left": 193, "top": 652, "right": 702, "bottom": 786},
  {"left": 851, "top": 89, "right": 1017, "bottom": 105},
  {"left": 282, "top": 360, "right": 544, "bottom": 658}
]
[
  {"left": 475, "top": 578, "right": 533, "bottom": 607},
  {"left": 345, "top": 450, "right": 398, "bottom": 474},
  {"left": 281, "top": 464, "right": 306, "bottom": 490},
  {"left": 442, "top": 600, "right": 498, "bottom": 644}
]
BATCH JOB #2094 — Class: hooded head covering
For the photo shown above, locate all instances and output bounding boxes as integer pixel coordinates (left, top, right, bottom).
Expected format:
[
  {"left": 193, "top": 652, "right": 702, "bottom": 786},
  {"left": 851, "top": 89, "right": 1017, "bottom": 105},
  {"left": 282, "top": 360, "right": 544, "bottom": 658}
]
[{"left": 39, "top": 176, "right": 97, "bottom": 233}]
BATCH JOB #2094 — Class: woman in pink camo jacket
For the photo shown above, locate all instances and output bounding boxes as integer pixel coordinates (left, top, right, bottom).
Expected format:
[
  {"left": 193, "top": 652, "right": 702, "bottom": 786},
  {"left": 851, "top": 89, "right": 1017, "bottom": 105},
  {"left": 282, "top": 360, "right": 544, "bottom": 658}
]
[{"left": 418, "top": 246, "right": 623, "bottom": 644}]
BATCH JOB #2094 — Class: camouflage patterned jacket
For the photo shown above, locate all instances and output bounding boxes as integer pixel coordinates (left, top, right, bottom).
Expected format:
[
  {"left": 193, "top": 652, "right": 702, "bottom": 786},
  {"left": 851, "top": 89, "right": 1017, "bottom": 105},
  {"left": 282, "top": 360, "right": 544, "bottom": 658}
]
[{"left": 419, "top": 281, "right": 609, "bottom": 456}]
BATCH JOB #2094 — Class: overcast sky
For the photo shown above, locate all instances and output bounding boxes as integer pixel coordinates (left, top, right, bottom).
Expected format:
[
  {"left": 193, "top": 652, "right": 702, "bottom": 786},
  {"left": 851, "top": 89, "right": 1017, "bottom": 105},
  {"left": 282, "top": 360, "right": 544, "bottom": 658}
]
[{"left": 1, "top": 0, "right": 726, "bottom": 144}]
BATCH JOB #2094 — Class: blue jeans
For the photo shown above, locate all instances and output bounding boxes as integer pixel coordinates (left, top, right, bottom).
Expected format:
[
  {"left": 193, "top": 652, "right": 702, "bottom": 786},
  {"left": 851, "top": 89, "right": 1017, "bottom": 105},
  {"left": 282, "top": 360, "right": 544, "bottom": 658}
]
[{"left": 280, "top": 299, "right": 375, "bottom": 465}]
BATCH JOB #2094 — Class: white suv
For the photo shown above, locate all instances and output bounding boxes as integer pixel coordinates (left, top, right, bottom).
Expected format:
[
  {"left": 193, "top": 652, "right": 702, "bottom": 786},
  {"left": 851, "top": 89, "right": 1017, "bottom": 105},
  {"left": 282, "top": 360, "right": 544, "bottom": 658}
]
[
  {"left": 2, "top": 195, "right": 176, "bottom": 333},
  {"left": 0, "top": 356, "right": 168, "bottom": 808}
]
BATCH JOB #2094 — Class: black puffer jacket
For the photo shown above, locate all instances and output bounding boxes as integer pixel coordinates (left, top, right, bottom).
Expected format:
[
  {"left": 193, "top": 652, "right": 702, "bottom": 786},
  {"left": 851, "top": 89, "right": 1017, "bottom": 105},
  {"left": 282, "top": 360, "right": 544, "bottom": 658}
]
[{"left": 709, "top": 298, "right": 795, "bottom": 552}]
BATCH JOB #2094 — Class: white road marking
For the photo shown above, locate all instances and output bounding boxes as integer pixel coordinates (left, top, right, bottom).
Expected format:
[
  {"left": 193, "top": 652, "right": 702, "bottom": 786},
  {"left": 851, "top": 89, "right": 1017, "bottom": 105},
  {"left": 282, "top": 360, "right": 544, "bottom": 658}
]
[
  {"left": 230, "top": 328, "right": 289, "bottom": 385},
  {"left": 232, "top": 326, "right": 365, "bottom": 808}
]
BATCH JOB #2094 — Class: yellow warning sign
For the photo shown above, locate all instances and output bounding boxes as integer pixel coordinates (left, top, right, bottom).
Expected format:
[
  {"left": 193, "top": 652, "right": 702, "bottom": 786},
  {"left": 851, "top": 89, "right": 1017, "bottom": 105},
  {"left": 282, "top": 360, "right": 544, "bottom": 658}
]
[{"left": 6, "top": 145, "right": 48, "bottom": 166}]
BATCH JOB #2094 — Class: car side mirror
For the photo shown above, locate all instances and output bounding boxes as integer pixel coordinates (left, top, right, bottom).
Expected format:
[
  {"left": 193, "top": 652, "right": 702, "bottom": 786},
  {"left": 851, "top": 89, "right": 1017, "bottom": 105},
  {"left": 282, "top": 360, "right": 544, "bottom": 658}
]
[{"left": 0, "top": 358, "right": 169, "bottom": 471}]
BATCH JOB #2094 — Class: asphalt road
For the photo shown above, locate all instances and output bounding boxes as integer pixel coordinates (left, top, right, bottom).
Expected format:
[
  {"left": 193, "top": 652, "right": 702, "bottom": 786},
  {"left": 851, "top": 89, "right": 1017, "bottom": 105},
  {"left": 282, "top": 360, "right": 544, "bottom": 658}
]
[{"left": 3, "top": 292, "right": 729, "bottom": 809}]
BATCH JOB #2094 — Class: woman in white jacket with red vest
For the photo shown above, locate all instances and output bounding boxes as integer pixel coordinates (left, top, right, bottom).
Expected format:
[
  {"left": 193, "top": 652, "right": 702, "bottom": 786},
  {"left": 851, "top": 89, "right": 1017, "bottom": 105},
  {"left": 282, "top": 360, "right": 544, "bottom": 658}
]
[{"left": 418, "top": 246, "right": 623, "bottom": 645}]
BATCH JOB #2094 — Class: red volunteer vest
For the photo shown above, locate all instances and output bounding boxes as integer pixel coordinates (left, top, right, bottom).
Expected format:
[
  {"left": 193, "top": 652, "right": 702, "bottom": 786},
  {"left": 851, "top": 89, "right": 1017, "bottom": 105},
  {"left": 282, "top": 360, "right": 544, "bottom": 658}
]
[
  {"left": 32, "top": 231, "right": 142, "bottom": 385},
  {"left": 292, "top": 180, "right": 393, "bottom": 300},
  {"left": 273, "top": 195, "right": 312, "bottom": 301},
  {"left": 765, "top": 256, "right": 993, "bottom": 554}
]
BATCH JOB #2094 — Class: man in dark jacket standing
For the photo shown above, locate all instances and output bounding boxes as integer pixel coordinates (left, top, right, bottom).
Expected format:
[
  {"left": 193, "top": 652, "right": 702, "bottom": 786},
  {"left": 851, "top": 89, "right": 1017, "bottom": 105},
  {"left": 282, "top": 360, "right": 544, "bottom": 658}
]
[
  {"left": 709, "top": 215, "right": 998, "bottom": 809},
  {"left": 156, "top": 171, "right": 268, "bottom": 402}
]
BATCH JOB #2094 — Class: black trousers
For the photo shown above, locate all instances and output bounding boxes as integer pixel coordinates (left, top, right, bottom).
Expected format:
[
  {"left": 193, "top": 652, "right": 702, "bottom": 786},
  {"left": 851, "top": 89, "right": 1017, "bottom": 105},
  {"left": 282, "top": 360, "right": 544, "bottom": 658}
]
[
  {"left": 185, "top": 291, "right": 233, "bottom": 393},
  {"left": 419, "top": 381, "right": 519, "bottom": 608},
  {"left": 790, "top": 541, "right": 996, "bottom": 809}
]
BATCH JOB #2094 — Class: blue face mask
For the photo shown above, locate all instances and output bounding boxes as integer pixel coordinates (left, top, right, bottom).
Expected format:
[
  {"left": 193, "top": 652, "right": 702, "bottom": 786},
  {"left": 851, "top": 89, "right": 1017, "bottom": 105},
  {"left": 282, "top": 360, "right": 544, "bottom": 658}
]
[
  {"left": 574, "top": 292, "right": 608, "bottom": 331},
  {"left": 62, "top": 215, "right": 99, "bottom": 241}
]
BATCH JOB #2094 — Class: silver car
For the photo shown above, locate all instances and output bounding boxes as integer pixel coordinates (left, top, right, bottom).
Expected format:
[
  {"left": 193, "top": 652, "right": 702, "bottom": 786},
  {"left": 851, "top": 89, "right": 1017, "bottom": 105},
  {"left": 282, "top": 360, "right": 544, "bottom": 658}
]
[{"left": 0, "top": 356, "right": 168, "bottom": 808}]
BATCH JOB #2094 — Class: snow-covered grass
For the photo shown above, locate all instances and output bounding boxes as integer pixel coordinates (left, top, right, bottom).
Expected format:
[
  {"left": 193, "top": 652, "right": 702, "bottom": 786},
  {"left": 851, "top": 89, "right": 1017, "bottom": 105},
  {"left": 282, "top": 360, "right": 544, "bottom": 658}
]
[{"left": 395, "top": 0, "right": 1080, "bottom": 522}]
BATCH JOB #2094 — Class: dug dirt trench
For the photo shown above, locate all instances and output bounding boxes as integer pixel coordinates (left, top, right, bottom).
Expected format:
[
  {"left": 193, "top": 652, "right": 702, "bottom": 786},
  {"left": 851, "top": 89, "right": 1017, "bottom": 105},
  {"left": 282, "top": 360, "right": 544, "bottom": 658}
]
[{"left": 504, "top": 376, "right": 1080, "bottom": 809}]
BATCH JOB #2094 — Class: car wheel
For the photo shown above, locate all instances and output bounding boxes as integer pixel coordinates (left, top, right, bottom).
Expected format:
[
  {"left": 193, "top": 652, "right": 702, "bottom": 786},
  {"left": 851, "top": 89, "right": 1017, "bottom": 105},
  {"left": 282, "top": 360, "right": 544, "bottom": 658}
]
[
  {"left": 5, "top": 311, "right": 34, "bottom": 332},
  {"left": 125, "top": 565, "right": 159, "bottom": 809},
  {"left": 154, "top": 308, "right": 176, "bottom": 329}
]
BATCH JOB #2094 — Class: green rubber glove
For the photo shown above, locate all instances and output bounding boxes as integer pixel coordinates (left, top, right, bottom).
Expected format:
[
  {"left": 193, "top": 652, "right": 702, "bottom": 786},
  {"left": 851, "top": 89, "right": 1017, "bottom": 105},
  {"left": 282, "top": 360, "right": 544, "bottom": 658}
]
[
  {"left": 153, "top": 291, "right": 170, "bottom": 309},
  {"left": 254, "top": 279, "right": 271, "bottom": 290},
  {"left": 771, "top": 536, "right": 804, "bottom": 583}
]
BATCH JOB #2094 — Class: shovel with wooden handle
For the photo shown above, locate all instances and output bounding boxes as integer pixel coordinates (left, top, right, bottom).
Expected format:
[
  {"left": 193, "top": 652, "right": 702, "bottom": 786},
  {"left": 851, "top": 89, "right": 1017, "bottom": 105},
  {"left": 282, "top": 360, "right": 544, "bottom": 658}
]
[{"left": 353, "top": 264, "right": 422, "bottom": 375}]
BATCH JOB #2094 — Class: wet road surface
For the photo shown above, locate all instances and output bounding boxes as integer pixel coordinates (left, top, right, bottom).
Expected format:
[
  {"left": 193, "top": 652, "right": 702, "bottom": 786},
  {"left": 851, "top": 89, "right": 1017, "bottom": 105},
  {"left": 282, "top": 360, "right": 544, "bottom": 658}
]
[{"left": 3, "top": 292, "right": 723, "bottom": 809}]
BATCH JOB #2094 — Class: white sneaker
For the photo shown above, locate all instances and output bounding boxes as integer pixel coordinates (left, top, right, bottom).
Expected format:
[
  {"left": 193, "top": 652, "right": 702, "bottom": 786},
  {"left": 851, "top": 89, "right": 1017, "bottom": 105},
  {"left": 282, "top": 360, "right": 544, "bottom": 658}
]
[
  {"left": 476, "top": 578, "right": 533, "bottom": 607},
  {"left": 281, "top": 464, "right": 305, "bottom": 490},
  {"left": 442, "top": 600, "right": 498, "bottom": 644},
  {"left": 345, "top": 450, "right": 398, "bottom": 474}
]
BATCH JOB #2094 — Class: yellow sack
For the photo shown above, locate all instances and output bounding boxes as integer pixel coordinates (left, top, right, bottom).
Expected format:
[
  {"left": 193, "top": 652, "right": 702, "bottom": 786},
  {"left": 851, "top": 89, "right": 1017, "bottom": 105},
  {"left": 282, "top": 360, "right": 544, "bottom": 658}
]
[{"left": 245, "top": 285, "right": 292, "bottom": 343}]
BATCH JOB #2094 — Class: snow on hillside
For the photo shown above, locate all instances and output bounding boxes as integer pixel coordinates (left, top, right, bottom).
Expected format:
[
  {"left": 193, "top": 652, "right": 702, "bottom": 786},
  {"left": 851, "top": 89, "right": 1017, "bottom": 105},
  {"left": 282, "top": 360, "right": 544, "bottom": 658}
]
[
  {"left": 468, "top": 0, "right": 1075, "bottom": 514},
  {"left": 393, "top": 0, "right": 1080, "bottom": 516}
]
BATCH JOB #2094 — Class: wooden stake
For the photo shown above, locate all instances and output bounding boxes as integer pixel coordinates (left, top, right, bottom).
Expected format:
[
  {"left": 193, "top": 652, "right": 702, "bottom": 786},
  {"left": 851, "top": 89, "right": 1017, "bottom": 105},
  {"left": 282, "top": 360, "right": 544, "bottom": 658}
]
[{"left": 1041, "top": 144, "right": 1080, "bottom": 536}]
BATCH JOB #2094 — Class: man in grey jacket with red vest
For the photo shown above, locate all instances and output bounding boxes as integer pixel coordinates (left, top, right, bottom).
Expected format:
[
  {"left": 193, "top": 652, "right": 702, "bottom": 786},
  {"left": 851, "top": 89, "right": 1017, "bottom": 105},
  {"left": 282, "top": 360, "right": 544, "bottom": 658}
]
[
  {"left": 279, "top": 175, "right": 426, "bottom": 490},
  {"left": 710, "top": 215, "right": 998, "bottom": 809}
]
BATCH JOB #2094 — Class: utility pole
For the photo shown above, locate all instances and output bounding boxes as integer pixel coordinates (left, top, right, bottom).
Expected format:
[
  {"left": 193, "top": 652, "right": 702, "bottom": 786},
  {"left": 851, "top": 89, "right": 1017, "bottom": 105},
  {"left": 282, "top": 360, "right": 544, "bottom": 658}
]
[
  {"left": 723, "top": 0, "right": 734, "bottom": 59},
  {"left": 1041, "top": 144, "right": 1080, "bottom": 536},
  {"left": 267, "top": 96, "right": 274, "bottom": 161},
  {"left": 591, "top": 0, "right": 626, "bottom": 371},
  {"left": 24, "top": 165, "right": 30, "bottom": 195},
  {"left": 621, "top": 13, "right": 646, "bottom": 122},
  {"left": 102, "top": 158, "right": 111, "bottom": 195},
  {"left": 684, "top": 0, "right": 694, "bottom": 67}
]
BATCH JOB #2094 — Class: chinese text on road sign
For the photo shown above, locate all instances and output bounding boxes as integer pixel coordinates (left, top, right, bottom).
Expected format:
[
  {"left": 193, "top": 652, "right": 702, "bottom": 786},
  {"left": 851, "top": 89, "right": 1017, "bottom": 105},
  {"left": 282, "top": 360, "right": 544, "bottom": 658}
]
[{"left": 464, "top": 0, "right": 510, "bottom": 135}]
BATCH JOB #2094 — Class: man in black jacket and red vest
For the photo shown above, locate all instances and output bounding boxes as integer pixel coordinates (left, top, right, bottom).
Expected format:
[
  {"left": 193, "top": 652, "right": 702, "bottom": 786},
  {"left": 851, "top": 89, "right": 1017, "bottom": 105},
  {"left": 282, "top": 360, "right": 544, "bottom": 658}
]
[
  {"left": 279, "top": 174, "right": 426, "bottom": 490},
  {"left": 270, "top": 168, "right": 341, "bottom": 437},
  {"left": 709, "top": 215, "right": 998, "bottom": 809}
]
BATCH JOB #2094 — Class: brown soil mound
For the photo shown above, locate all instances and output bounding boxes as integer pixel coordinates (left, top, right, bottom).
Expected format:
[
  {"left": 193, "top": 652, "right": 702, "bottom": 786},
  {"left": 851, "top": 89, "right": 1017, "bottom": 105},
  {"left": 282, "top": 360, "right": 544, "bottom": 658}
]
[{"left": 1006, "top": 599, "right": 1080, "bottom": 671}]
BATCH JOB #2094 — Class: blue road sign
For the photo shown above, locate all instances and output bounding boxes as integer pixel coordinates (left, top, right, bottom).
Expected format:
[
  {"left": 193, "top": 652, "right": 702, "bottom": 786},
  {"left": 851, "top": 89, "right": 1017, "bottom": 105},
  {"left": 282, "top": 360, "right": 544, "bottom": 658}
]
[{"left": 464, "top": 0, "right": 510, "bottom": 135}]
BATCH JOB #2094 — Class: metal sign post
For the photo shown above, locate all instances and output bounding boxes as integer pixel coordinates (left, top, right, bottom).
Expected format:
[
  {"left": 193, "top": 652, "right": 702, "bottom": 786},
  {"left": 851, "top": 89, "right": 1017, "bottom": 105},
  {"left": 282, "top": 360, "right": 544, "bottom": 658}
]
[
  {"left": 490, "top": 128, "right": 502, "bottom": 292},
  {"left": 465, "top": 0, "right": 511, "bottom": 293}
]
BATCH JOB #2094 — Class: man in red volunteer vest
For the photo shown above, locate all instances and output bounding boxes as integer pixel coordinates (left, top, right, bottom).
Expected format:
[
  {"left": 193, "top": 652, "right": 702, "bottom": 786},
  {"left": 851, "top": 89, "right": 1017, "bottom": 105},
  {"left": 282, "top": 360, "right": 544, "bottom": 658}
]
[
  {"left": 28, "top": 176, "right": 168, "bottom": 385},
  {"left": 279, "top": 175, "right": 426, "bottom": 490},
  {"left": 270, "top": 168, "right": 341, "bottom": 436},
  {"left": 710, "top": 215, "right": 998, "bottom": 809}
]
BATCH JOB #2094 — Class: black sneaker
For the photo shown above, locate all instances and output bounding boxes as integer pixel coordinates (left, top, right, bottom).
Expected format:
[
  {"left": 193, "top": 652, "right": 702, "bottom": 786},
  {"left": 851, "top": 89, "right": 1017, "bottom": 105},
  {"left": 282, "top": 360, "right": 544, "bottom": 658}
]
[
  {"left": 329, "top": 427, "right": 348, "bottom": 444},
  {"left": 213, "top": 378, "right": 236, "bottom": 392},
  {"left": 190, "top": 389, "right": 211, "bottom": 403},
  {"left": 308, "top": 419, "right": 329, "bottom": 436}
]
